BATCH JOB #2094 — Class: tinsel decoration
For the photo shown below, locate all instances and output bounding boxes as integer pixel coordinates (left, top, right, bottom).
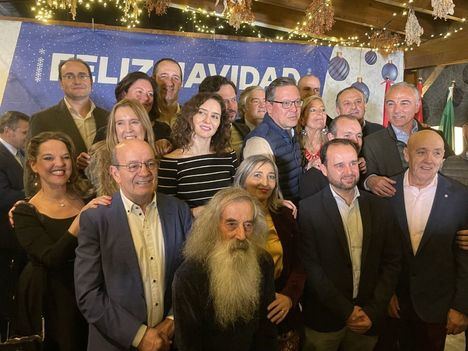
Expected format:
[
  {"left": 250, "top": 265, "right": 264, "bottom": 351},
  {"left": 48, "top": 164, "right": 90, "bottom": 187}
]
[
  {"left": 431, "top": 0, "right": 455, "bottom": 20},
  {"left": 369, "top": 30, "right": 401, "bottom": 55},
  {"left": 216, "top": 0, "right": 255, "bottom": 30},
  {"left": 405, "top": 8, "right": 424, "bottom": 46},
  {"left": 145, "top": 0, "right": 170, "bottom": 15},
  {"left": 302, "top": 0, "right": 335, "bottom": 36}
]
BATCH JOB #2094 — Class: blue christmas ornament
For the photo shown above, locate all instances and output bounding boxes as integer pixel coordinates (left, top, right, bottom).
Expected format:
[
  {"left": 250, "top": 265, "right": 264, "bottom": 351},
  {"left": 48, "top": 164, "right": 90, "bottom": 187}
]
[
  {"left": 352, "top": 78, "right": 370, "bottom": 102},
  {"left": 328, "top": 53, "right": 350, "bottom": 81},
  {"left": 365, "top": 50, "right": 377, "bottom": 65},
  {"left": 381, "top": 61, "right": 398, "bottom": 81}
]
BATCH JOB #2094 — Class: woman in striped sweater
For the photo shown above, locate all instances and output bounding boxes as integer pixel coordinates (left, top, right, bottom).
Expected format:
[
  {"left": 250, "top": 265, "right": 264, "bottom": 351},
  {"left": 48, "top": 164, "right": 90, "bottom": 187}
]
[{"left": 157, "top": 92, "right": 237, "bottom": 217}]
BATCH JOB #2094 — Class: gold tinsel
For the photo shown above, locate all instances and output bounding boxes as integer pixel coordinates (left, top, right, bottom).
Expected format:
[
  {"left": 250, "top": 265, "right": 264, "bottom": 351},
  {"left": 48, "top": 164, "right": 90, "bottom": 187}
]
[
  {"left": 369, "top": 30, "right": 401, "bottom": 54},
  {"left": 47, "top": 0, "right": 77, "bottom": 20},
  {"left": 217, "top": 0, "right": 255, "bottom": 30},
  {"left": 431, "top": 0, "right": 455, "bottom": 20},
  {"left": 146, "top": 0, "right": 170, "bottom": 15},
  {"left": 302, "top": 0, "right": 335, "bottom": 36}
]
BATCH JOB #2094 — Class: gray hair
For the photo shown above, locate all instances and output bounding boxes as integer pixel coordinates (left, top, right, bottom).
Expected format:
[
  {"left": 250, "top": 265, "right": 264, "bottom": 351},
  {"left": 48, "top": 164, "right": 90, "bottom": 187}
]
[
  {"left": 183, "top": 187, "right": 267, "bottom": 262},
  {"left": 234, "top": 155, "right": 283, "bottom": 213},
  {"left": 328, "top": 115, "right": 359, "bottom": 136},
  {"left": 239, "top": 86, "right": 264, "bottom": 117},
  {"left": 265, "top": 77, "right": 297, "bottom": 102},
  {"left": 0, "top": 111, "right": 29, "bottom": 133},
  {"left": 386, "top": 81, "right": 420, "bottom": 101}
]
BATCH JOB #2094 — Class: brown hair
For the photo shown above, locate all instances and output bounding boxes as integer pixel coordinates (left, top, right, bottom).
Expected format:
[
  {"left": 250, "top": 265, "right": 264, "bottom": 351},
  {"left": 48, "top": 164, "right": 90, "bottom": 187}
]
[
  {"left": 171, "top": 92, "right": 231, "bottom": 155},
  {"left": 24, "top": 131, "right": 91, "bottom": 197}
]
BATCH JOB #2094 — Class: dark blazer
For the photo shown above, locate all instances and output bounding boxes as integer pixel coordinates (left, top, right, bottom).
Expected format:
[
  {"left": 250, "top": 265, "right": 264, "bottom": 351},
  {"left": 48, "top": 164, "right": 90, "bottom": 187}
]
[
  {"left": 298, "top": 187, "right": 401, "bottom": 333},
  {"left": 270, "top": 207, "right": 306, "bottom": 332},
  {"left": 362, "top": 122, "right": 454, "bottom": 182},
  {"left": 298, "top": 167, "right": 329, "bottom": 200},
  {"left": 75, "top": 192, "right": 192, "bottom": 351},
  {"left": 30, "top": 99, "right": 108, "bottom": 155},
  {"left": 389, "top": 173, "right": 468, "bottom": 323},
  {"left": 0, "top": 142, "right": 24, "bottom": 249},
  {"left": 233, "top": 121, "right": 251, "bottom": 139},
  {"left": 362, "top": 120, "right": 384, "bottom": 137}
]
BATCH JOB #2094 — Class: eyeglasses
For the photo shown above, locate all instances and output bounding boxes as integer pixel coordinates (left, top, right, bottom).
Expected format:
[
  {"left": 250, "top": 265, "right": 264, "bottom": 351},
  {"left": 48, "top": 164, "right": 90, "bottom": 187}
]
[
  {"left": 113, "top": 160, "right": 158, "bottom": 173},
  {"left": 62, "top": 73, "right": 90, "bottom": 81},
  {"left": 269, "top": 99, "right": 303, "bottom": 109}
]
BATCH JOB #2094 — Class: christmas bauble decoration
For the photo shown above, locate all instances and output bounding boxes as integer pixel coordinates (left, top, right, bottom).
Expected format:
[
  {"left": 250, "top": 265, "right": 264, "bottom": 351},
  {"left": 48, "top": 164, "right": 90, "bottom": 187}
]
[
  {"left": 365, "top": 50, "right": 377, "bottom": 65},
  {"left": 381, "top": 61, "right": 398, "bottom": 81},
  {"left": 328, "top": 53, "right": 350, "bottom": 81},
  {"left": 352, "top": 77, "right": 370, "bottom": 102}
]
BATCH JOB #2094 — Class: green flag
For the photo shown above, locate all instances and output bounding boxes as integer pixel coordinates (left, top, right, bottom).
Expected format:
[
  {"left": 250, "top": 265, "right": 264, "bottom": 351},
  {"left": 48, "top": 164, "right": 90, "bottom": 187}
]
[{"left": 439, "top": 86, "right": 455, "bottom": 150}]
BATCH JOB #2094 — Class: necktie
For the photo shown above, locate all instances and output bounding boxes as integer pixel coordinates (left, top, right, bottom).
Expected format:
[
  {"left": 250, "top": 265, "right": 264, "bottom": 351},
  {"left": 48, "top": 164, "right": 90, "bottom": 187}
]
[{"left": 16, "top": 150, "right": 25, "bottom": 167}]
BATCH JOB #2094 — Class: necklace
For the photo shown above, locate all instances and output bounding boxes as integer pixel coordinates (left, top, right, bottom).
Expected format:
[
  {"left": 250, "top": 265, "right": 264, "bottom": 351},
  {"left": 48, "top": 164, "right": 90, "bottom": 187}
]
[{"left": 40, "top": 191, "right": 68, "bottom": 208}]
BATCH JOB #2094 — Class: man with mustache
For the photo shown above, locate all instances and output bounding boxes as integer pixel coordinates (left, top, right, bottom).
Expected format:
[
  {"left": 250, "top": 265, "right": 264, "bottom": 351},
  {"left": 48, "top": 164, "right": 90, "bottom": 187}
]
[
  {"left": 199, "top": 75, "right": 250, "bottom": 158},
  {"left": 172, "top": 187, "right": 278, "bottom": 351},
  {"left": 299, "top": 115, "right": 366, "bottom": 199},
  {"left": 75, "top": 140, "right": 192, "bottom": 351},
  {"left": 335, "top": 87, "right": 383, "bottom": 137},
  {"left": 299, "top": 139, "right": 401, "bottom": 351},
  {"left": 152, "top": 58, "right": 183, "bottom": 127}
]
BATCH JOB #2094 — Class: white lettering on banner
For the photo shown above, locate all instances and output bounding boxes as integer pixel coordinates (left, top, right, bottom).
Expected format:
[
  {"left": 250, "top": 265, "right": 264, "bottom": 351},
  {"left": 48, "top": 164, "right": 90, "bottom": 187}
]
[
  {"left": 48, "top": 53, "right": 301, "bottom": 90},
  {"left": 49, "top": 53, "right": 74, "bottom": 80},
  {"left": 98, "top": 56, "right": 118, "bottom": 84},
  {"left": 239, "top": 66, "right": 260, "bottom": 89}
]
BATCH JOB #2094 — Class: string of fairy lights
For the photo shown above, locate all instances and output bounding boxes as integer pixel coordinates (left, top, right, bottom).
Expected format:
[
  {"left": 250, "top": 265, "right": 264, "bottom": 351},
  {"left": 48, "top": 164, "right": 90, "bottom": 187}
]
[{"left": 29, "top": 1, "right": 465, "bottom": 52}]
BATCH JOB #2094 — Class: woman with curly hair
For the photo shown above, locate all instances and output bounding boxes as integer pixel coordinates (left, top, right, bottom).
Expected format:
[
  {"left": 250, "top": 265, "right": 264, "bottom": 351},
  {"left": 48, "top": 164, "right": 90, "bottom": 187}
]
[
  {"left": 157, "top": 92, "right": 237, "bottom": 217},
  {"left": 13, "top": 131, "right": 110, "bottom": 350}
]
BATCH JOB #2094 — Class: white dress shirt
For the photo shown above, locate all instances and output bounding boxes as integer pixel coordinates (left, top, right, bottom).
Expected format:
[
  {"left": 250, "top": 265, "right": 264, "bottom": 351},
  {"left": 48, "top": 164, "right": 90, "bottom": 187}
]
[
  {"left": 330, "top": 185, "right": 363, "bottom": 299},
  {"left": 120, "top": 190, "right": 166, "bottom": 347},
  {"left": 403, "top": 171, "right": 438, "bottom": 255}
]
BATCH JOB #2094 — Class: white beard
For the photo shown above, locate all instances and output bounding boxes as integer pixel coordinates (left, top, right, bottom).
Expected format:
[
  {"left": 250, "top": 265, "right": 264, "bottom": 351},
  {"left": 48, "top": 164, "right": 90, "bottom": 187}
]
[{"left": 207, "top": 239, "right": 261, "bottom": 329}]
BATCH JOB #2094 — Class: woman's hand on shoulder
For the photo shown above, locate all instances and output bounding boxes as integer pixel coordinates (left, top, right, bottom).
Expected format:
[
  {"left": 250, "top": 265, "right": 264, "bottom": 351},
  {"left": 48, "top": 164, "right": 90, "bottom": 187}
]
[
  {"left": 281, "top": 200, "right": 297, "bottom": 219},
  {"left": 9, "top": 199, "right": 33, "bottom": 228},
  {"left": 154, "top": 139, "right": 173, "bottom": 157},
  {"left": 81, "top": 195, "right": 112, "bottom": 213}
]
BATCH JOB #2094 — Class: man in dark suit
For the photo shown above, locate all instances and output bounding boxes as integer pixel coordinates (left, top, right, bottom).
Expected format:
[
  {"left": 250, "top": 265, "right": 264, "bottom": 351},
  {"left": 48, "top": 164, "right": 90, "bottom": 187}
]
[
  {"left": 335, "top": 86, "right": 383, "bottom": 137},
  {"left": 75, "top": 140, "right": 192, "bottom": 351},
  {"left": 362, "top": 82, "right": 453, "bottom": 198},
  {"left": 30, "top": 58, "right": 108, "bottom": 169},
  {"left": 299, "top": 139, "right": 401, "bottom": 350},
  {"left": 238, "top": 86, "right": 266, "bottom": 131},
  {"left": 199, "top": 75, "right": 250, "bottom": 157},
  {"left": 299, "top": 115, "right": 365, "bottom": 199},
  {"left": 0, "top": 111, "right": 29, "bottom": 341},
  {"left": 384, "top": 130, "right": 468, "bottom": 351}
]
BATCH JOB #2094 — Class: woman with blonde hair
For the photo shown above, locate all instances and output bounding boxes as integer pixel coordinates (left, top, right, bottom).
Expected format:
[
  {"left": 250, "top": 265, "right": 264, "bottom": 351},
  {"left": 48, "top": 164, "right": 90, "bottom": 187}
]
[
  {"left": 234, "top": 155, "right": 305, "bottom": 351},
  {"left": 298, "top": 95, "right": 328, "bottom": 171},
  {"left": 85, "top": 98, "right": 155, "bottom": 196}
]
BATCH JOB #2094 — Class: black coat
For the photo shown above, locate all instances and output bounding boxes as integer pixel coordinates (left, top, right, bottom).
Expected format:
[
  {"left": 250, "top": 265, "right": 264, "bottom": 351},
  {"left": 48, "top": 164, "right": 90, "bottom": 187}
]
[{"left": 298, "top": 186, "right": 402, "bottom": 334}]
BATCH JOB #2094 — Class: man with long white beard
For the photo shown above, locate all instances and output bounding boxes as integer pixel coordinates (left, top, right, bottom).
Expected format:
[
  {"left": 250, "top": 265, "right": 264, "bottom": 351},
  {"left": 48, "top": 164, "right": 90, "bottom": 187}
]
[{"left": 172, "top": 188, "right": 278, "bottom": 351}]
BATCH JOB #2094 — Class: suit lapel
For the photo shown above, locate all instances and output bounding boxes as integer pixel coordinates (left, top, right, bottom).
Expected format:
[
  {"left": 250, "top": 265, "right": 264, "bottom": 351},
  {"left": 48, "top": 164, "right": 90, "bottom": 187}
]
[
  {"left": 416, "top": 176, "right": 448, "bottom": 255},
  {"left": 57, "top": 100, "right": 87, "bottom": 153},
  {"left": 392, "top": 175, "right": 413, "bottom": 255},
  {"left": 112, "top": 193, "right": 145, "bottom": 293},
  {"left": 157, "top": 195, "right": 176, "bottom": 290},
  {"left": 0, "top": 142, "right": 22, "bottom": 169},
  {"left": 322, "top": 187, "right": 352, "bottom": 265}
]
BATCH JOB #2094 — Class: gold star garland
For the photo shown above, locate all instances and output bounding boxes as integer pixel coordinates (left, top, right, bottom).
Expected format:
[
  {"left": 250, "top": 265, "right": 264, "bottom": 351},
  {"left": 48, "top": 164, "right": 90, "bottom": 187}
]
[{"left": 302, "top": 0, "right": 335, "bottom": 36}]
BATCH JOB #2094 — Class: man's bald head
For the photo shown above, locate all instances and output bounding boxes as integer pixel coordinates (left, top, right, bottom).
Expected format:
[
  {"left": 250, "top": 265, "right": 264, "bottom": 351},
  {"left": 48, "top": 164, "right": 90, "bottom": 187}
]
[
  {"left": 298, "top": 75, "right": 321, "bottom": 99},
  {"left": 404, "top": 130, "right": 445, "bottom": 188}
]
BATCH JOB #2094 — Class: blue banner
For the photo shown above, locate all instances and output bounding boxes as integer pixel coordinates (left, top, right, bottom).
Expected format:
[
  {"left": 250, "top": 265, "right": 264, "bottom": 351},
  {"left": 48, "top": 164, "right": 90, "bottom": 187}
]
[{"left": 0, "top": 19, "right": 404, "bottom": 123}]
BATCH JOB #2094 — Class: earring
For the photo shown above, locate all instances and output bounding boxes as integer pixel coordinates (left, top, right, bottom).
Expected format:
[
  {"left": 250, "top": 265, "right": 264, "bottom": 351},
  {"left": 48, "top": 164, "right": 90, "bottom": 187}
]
[{"left": 33, "top": 173, "right": 39, "bottom": 187}]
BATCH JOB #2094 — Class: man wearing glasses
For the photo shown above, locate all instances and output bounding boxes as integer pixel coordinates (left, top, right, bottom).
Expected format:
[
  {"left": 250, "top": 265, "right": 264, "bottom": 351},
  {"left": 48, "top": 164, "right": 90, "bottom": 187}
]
[
  {"left": 29, "top": 58, "right": 108, "bottom": 157},
  {"left": 243, "top": 77, "right": 302, "bottom": 202},
  {"left": 75, "top": 139, "right": 192, "bottom": 351}
]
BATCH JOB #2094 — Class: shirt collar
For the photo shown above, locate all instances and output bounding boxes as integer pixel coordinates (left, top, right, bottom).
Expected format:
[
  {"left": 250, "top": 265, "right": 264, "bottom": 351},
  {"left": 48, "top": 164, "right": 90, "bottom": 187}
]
[
  {"left": 0, "top": 137, "right": 18, "bottom": 156},
  {"left": 329, "top": 185, "right": 360, "bottom": 207},
  {"left": 391, "top": 119, "right": 418, "bottom": 144},
  {"left": 64, "top": 97, "right": 96, "bottom": 118},
  {"left": 120, "top": 189, "right": 157, "bottom": 214},
  {"left": 244, "top": 118, "right": 256, "bottom": 131},
  {"left": 403, "top": 169, "right": 438, "bottom": 190}
]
